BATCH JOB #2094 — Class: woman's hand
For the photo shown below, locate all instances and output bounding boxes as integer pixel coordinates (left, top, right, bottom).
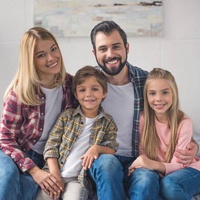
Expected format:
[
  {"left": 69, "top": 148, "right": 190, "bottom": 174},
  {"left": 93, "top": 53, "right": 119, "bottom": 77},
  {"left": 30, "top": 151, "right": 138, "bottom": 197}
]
[{"left": 28, "top": 166, "right": 62, "bottom": 199}]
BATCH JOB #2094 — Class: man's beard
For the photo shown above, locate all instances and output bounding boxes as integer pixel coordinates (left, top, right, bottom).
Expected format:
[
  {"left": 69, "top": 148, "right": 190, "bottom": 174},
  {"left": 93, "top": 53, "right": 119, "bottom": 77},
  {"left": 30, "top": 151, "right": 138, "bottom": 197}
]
[{"left": 96, "top": 55, "right": 127, "bottom": 76}]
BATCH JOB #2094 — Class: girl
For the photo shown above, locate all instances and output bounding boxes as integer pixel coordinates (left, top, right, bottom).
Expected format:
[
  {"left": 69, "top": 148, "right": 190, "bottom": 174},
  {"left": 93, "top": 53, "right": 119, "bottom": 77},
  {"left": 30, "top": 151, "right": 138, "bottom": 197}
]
[
  {"left": 0, "top": 27, "right": 77, "bottom": 200},
  {"left": 128, "top": 68, "right": 200, "bottom": 200}
]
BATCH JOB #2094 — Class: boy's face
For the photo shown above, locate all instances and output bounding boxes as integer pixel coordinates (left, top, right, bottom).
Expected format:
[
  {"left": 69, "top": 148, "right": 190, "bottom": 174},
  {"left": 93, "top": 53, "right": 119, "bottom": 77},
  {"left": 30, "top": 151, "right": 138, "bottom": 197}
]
[{"left": 75, "top": 76, "right": 106, "bottom": 118}]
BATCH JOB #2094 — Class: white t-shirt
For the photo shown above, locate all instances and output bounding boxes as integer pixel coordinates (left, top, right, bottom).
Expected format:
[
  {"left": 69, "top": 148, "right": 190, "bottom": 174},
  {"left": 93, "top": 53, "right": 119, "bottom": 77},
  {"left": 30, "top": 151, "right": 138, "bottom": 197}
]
[{"left": 61, "top": 115, "right": 99, "bottom": 177}]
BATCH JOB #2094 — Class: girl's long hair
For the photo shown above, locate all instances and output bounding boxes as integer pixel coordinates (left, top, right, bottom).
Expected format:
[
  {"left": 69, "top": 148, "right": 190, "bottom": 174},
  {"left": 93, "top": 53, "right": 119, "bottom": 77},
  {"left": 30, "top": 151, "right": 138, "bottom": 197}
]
[
  {"left": 4, "top": 27, "right": 66, "bottom": 105},
  {"left": 141, "top": 68, "right": 184, "bottom": 162}
]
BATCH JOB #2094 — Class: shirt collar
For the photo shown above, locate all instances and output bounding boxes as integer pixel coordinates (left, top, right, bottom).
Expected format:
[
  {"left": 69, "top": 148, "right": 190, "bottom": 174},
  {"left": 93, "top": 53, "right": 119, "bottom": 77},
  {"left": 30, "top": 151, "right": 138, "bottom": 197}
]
[{"left": 72, "top": 105, "right": 109, "bottom": 119}]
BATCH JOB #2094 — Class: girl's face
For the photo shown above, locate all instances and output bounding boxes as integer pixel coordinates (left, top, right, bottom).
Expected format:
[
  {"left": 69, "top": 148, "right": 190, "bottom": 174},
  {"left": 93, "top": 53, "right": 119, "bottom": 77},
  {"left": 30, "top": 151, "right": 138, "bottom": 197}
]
[
  {"left": 75, "top": 76, "right": 106, "bottom": 118},
  {"left": 147, "top": 78, "right": 173, "bottom": 122},
  {"left": 34, "top": 39, "right": 62, "bottom": 82}
]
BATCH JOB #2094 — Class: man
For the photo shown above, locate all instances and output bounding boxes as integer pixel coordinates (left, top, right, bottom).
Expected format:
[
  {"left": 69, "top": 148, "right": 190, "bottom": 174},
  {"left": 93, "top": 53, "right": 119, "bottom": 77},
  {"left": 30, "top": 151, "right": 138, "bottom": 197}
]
[{"left": 88, "top": 20, "right": 199, "bottom": 200}]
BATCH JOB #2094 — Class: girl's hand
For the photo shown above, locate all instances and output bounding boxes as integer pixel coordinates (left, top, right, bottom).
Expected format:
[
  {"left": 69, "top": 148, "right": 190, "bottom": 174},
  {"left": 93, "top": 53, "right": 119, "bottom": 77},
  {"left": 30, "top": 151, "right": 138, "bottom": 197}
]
[
  {"left": 128, "top": 155, "right": 154, "bottom": 176},
  {"left": 80, "top": 145, "right": 99, "bottom": 170},
  {"left": 128, "top": 154, "right": 165, "bottom": 176}
]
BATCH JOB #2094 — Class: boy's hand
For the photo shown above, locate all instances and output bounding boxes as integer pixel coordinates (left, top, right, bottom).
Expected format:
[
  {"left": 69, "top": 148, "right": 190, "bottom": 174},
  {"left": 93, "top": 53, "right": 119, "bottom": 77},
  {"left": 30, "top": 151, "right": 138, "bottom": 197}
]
[
  {"left": 49, "top": 172, "right": 64, "bottom": 200},
  {"left": 80, "top": 145, "right": 99, "bottom": 170}
]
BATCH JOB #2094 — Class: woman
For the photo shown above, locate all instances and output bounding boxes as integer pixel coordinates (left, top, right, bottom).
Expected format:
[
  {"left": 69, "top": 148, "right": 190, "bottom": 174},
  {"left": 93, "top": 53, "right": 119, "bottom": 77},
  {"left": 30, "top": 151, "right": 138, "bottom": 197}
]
[{"left": 0, "top": 27, "right": 77, "bottom": 200}]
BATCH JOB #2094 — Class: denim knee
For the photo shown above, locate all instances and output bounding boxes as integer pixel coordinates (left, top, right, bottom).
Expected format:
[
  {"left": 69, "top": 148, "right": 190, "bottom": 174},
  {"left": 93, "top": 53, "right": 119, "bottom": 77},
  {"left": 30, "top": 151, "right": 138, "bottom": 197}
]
[
  {"left": 0, "top": 151, "right": 20, "bottom": 199},
  {"left": 128, "top": 168, "right": 160, "bottom": 200},
  {"left": 0, "top": 150, "right": 19, "bottom": 181},
  {"left": 131, "top": 168, "right": 159, "bottom": 186},
  {"left": 92, "top": 154, "right": 122, "bottom": 174},
  {"left": 89, "top": 154, "right": 126, "bottom": 200},
  {"left": 89, "top": 154, "right": 124, "bottom": 183},
  {"left": 160, "top": 176, "right": 176, "bottom": 199}
]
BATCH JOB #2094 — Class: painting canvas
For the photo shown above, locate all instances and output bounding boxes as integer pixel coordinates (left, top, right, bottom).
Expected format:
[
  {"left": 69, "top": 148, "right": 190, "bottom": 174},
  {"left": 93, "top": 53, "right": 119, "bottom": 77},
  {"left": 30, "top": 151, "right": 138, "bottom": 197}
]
[{"left": 34, "top": 0, "right": 163, "bottom": 37}]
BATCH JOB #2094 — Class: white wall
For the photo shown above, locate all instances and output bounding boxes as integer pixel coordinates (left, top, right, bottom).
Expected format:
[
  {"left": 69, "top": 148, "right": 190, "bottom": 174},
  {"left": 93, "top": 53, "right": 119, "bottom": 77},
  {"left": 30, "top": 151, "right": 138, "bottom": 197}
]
[{"left": 0, "top": 0, "right": 200, "bottom": 134}]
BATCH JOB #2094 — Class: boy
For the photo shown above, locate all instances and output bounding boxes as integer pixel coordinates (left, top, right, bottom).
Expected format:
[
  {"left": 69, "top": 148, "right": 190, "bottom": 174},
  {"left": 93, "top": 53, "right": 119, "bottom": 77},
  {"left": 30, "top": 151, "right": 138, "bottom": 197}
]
[{"left": 36, "top": 66, "right": 118, "bottom": 200}]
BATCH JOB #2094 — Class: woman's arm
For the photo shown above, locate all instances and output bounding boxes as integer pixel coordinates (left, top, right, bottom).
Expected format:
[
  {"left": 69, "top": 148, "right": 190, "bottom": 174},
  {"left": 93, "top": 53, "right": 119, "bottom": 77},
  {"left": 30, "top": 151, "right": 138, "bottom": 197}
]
[{"left": 0, "top": 92, "right": 36, "bottom": 172}]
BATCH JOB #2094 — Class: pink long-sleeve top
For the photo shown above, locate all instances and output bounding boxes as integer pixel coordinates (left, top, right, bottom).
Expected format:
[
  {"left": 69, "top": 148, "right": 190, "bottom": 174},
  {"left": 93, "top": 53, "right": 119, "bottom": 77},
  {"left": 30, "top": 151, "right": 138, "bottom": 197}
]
[{"left": 139, "top": 114, "right": 200, "bottom": 175}]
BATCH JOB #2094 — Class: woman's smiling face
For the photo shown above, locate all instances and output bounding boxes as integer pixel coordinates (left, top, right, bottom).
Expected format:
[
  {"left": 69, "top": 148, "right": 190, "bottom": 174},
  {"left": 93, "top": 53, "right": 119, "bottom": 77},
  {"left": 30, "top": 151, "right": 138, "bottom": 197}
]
[{"left": 34, "top": 39, "right": 62, "bottom": 80}]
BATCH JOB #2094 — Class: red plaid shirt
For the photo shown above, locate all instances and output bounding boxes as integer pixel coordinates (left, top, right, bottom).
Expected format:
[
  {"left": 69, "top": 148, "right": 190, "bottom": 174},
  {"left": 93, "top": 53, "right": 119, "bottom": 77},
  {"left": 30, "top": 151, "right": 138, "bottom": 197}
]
[{"left": 0, "top": 73, "right": 77, "bottom": 172}]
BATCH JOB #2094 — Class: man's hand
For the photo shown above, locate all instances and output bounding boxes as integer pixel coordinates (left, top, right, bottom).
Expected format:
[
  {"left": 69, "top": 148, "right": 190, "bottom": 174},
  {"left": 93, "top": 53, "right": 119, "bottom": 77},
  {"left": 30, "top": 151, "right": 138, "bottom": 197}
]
[{"left": 174, "top": 140, "right": 198, "bottom": 166}]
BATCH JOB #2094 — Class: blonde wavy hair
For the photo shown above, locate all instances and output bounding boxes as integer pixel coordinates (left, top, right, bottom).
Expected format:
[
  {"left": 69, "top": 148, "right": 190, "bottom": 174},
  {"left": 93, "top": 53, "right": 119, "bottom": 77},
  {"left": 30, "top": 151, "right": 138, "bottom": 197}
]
[
  {"left": 4, "top": 27, "right": 66, "bottom": 105},
  {"left": 141, "top": 68, "right": 184, "bottom": 162}
]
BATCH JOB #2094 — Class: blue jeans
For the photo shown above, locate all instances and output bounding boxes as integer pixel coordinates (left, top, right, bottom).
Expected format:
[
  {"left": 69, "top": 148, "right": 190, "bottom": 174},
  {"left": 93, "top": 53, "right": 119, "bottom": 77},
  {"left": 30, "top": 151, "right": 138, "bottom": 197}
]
[
  {"left": 0, "top": 149, "right": 45, "bottom": 200},
  {"left": 116, "top": 155, "right": 162, "bottom": 200},
  {"left": 161, "top": 167, "right": 200, "bottom": 200},
  {"left": 88, "top": 154, "right": 126, "bottom": 200},
  {"left": 128, "top": 168, "right": 162, "bottom": 200},
  {"left": 89, "top": 154, "right": 162, "bottom": 200}
]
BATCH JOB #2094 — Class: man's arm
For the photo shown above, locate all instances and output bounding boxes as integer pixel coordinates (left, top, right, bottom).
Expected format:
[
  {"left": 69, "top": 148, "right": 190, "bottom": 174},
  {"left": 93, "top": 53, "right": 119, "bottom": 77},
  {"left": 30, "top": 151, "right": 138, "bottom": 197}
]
[{"left": 174, "top": 138, "right": 199, "bottom": 166}]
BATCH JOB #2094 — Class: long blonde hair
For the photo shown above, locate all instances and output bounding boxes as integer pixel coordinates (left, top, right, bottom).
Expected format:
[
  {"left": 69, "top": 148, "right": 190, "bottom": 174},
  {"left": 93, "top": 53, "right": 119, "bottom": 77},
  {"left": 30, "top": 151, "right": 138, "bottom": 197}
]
[
  {"left": 141, "top": 68, "right": 184, "bottom": 162},
  {"left": 4, "top": 27, "right": 66, "bottom": 105}
]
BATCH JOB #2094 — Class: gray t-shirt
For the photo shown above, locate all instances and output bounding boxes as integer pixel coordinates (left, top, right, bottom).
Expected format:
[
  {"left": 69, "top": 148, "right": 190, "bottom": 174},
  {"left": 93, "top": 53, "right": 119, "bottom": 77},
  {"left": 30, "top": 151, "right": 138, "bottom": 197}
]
[
  {"left": 101, "top": 82, "right": 134, "bottom": 157},
  {"left": 32, "top": 85, "right": 63, "bottom": 154}
]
